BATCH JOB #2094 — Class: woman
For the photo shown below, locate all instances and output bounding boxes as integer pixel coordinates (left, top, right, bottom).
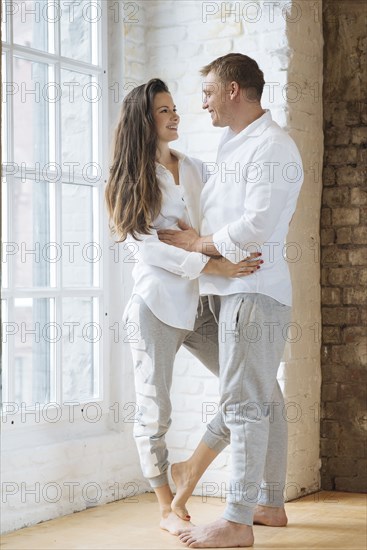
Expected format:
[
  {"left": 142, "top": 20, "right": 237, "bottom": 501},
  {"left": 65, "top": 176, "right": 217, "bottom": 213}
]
[{"left": 105, "top": 79, "right": 261, "bottom": 535}]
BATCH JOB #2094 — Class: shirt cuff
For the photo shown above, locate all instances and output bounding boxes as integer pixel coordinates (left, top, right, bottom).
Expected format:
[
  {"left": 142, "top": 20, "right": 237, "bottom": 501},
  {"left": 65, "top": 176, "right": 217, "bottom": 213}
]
[
  {"left": 212, "top": 225, "right": 249, "bottom": 264},
  {"left": 179, "top": 252, "right": 210, "bottom": 279}
]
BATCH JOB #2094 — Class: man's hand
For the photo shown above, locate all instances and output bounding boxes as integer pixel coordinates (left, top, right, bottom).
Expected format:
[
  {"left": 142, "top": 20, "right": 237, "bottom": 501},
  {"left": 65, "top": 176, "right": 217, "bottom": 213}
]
[
  {"left": 158, "top": 220, "right": 221, "bottom": 256},
  {"left": 204, "top": 255, "right": 263, "bottom": 278},
  {"left": 158, "top": 220, "right": 201, "bottom": 252}
]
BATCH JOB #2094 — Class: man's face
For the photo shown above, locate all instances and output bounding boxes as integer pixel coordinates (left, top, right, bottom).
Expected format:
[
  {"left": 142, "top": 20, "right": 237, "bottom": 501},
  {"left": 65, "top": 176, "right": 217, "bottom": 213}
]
[{"left": 202, "top": 71, "right": 231, "bottom": 127}]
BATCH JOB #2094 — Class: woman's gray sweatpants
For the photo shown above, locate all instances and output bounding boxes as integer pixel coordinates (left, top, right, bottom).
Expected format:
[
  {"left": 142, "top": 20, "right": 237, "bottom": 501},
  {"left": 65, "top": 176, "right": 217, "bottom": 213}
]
[
  {"left": 202, "top": 293, "right": 292, "bottom": 526},
  {"left": 125, "top": 295, "right": 220, "bottom": 488}
]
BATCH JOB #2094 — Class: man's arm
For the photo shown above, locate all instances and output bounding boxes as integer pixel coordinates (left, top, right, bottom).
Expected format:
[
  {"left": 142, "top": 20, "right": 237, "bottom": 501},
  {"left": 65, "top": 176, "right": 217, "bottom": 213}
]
[
  {"left": 130, "top": 228, "right": 262, "bottom": 280},
  {"left": 127, "top": 230, "right": 210, "bottom": 280},
  {"left": 158, "top": 222, "right": 219, "bottom": 256},
  {"left": 159, "top": 140, "right": 303, "bottom": 263}
]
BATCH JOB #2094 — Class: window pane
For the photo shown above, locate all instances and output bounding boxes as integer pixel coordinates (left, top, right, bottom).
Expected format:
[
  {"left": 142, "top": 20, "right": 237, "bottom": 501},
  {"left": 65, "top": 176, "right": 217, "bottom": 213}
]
[
  {"left": 60, "top": 0, "right": 99, "bottom": 64},
  {"left": 62, "top": 183, "right": 99, "bottom": 287},
  {"left": 13, "top": 0, "right": 49, "bottom": 52},
  {"left": 62, "top": 297, "right": 100, "bottom": 402},
  {"left": 13, "top": 57, "right": 49, "bottom": 166},
  {"left": 12, "top": 179, "right": 52, "bottom": 288},
  {"left": 1, "top": 299, "right": 8, "bottom": 405},
  {"left": 2, "top": 178, "right": 8, "bottom": 288},
  {"left": 13, "top": 297, "right": 55, "bottom": 405},
  {"left": 61, "top": 69, "right": 93, "bottom": 171},
  {"left": 2, "top": 0, "right": 8, "bottom": 42},
  {"left": 2, "top": 53, "right": 8, "bottom": 164}
]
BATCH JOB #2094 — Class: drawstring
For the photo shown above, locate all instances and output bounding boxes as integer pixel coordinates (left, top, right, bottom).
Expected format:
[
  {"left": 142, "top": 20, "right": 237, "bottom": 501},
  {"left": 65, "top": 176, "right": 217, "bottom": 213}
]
[
  {"left": 196, "top": 295, "right": 220, "bottom": 325},
  {"left": 200, "top": 295, "right": 204, "bottom": 316},
  {"left": 196, "top": 295, "right": 204, "bottom": 319},
  {"left": 208, "top": 295, "right": 219, "bottom": 324}
]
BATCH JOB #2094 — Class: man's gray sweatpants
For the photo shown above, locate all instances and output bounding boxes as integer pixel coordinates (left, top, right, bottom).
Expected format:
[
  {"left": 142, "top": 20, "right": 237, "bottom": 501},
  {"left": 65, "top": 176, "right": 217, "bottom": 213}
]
[{"left": 202, "top": 293, "right": 291, "bottom": 526}]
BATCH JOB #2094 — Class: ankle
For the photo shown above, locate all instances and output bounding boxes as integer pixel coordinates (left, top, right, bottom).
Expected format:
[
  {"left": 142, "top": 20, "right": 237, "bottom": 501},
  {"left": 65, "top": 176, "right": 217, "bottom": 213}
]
[
  {"left": 174, "top": 460, "right": 193, "bottom": 478},
  {"left": 184, "top": 458, "right": 199, "bottom": 478},
  {"left": 174, "top": 459, "right": 188, "bottom": 469},
  {"left": 227, "top": 519, "right": 252, "bottom": 529},
  {"left": 160, "top": 505, "right": 172, "bottom": 518}
]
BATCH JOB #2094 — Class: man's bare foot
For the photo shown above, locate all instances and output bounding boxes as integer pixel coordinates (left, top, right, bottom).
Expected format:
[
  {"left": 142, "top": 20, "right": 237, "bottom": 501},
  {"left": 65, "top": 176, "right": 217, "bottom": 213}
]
[
  {"left": 171, "top": 462, "right": 196, "bottom": 520},
  {"left": 160, "top": 511, "right": 194, "bottom": 536},
  {"left": 179, "top": 518, "right": 254, "bottom": 548},
  {"left": 253, "top": 505, "right": 288, "bottom": 527}
]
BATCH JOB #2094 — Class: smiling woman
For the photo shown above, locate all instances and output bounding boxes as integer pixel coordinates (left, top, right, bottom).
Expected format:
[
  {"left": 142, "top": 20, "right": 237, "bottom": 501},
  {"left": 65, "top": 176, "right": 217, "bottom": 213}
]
[
  {"left": 104, "top": 77, "right": 262, "bottom": 535},
  {"left": 153, "top": 93, "right": 181, "bottom": 184}
]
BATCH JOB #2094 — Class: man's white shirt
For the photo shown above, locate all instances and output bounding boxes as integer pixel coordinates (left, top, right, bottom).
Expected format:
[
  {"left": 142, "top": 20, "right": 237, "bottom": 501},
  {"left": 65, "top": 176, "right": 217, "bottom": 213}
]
[{"left": 199, "top": 110, "right": 304, "bottom": 306}]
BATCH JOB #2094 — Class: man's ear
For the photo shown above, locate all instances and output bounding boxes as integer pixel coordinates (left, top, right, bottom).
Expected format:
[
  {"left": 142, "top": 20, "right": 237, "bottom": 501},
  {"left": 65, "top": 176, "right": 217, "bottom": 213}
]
[{"left": 229, "top": 81, "right": 241, "bottom": 100}]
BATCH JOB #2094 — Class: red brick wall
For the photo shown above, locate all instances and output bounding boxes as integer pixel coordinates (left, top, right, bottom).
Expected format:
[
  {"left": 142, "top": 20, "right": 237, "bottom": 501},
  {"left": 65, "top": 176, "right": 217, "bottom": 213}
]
[{"left": 321, "top": 0, "right": 367, "bottom": 492}]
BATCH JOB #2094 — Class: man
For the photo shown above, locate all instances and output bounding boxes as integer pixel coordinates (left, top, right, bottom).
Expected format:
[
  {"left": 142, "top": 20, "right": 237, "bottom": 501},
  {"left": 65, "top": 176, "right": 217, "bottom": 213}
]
[{"left": 159, "top": 53, "right": 304, "bottom": 547}]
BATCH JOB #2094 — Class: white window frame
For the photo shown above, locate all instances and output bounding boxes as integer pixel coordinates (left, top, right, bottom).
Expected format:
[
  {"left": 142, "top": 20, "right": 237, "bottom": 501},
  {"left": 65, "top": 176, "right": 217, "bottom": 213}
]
[{"left": 1, "top": 0, "right": 113, "bottom": 441}]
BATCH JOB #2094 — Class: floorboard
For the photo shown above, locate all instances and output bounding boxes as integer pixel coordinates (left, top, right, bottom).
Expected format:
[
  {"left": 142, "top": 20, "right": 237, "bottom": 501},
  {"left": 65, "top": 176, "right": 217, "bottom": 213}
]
[{"left": 1, "top": 491, "right": 366, "bottom": 549}]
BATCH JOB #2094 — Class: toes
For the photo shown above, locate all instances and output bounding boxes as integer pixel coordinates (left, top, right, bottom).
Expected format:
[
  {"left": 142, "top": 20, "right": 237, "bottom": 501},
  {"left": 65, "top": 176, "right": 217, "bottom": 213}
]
[
  {"left": 179, "top": 532, "right": 193, "bottom": 542},
  {"left": 181, "top": 536, "right": 195, "bottom": 547},
  {"left": 173, "top": 505, "right": 190, "bottom": 521}
]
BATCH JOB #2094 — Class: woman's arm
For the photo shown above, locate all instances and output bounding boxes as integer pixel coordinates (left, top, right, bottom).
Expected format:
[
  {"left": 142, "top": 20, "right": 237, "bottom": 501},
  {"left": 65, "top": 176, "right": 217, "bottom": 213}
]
[{"left": 127, "top": 231, "right": 210, "bottom": 280}]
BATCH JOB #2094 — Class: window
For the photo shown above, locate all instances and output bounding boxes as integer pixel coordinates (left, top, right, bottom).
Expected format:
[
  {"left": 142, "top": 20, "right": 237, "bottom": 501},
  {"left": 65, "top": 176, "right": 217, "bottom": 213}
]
[{"left": 1, "top": 0, "right": 108, "bottom": 425}]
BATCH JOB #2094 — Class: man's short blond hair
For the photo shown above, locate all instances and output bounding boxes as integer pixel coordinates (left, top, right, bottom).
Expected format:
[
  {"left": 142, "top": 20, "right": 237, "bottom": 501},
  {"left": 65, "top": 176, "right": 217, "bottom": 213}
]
[{"left": 201, "top": 53, "right": 265, "bottom": 101}]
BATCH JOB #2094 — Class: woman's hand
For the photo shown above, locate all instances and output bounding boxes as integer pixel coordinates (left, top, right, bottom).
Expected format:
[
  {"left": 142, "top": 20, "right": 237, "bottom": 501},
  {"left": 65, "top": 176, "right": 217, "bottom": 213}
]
[{"left": 203, "top": 255, "right": 263, "bottom": 278}]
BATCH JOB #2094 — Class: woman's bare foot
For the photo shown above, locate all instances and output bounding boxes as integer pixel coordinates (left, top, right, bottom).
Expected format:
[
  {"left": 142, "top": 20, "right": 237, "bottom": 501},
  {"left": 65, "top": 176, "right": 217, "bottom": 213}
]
[
  {"left": 253, "top": 504, "right": 288, "bottom": 526},
  {"left": 171, "top": 462, "right": 197, "bottom": 520},
  {"left": 179, "top": 518, "right": 254, "bottom": 548},
  {"left": 160, "top": 511, "right": 194, "bottom": 536}
]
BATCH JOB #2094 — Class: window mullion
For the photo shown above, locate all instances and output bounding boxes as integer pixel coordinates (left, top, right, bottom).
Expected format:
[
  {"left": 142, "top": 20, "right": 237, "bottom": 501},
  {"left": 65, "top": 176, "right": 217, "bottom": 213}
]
[
  {"left": 47, "top": 0, "right": 56, "bottom": 56},
  {"left": 54, "top": 5, "right": 62, "bottom": 403},
  {"left": 6, "top": 298, "right": 15, "bottom": 406},
  {"left": 8, "top": 0, "right": 13, "bottom": 47},
  {"left": 100, "top": 2, "right": 109, "bottom": 405},
  {"left": 8, "top": 45, "right": 103, "bottom": 75},
  {"left": 6, "top": 1, "right": 15, "bottom": 405},
  {"left": 2, "top": 299, "right": 10, "bottom": 404},
  {"left": 1, "top": 288, "right": 104, "bottom": 300}
]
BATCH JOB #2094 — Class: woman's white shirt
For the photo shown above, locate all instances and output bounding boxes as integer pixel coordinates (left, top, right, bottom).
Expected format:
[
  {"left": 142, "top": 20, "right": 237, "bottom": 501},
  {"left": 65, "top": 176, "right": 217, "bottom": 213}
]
[{"left": 123, "top": 150, "right": 210, "bottom": 330}]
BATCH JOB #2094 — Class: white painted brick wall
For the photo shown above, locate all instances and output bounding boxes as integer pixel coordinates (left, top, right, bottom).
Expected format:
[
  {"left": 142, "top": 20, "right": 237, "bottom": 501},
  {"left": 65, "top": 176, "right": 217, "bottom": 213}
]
[{"left": 1, "top": 427, "right": 148, "bottom": 534}]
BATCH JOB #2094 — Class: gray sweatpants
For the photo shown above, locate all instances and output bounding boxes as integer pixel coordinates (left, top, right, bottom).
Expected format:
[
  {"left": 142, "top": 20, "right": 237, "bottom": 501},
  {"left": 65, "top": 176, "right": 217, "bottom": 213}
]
[
  {"left": 202, "top": 293, "right": 292, "bottom": 525},
  {"left": 125, "top": 292, "right": 290, "bottom": 521},
  {"left": 125, "top": 295, "right": 219, "bottom": 488}
]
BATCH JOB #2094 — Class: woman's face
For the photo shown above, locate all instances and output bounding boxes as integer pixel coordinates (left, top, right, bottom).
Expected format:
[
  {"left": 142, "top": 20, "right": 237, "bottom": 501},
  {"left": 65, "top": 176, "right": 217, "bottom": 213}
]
[{"left": 152, "top": 92, "right": 180, "bottom": 145}]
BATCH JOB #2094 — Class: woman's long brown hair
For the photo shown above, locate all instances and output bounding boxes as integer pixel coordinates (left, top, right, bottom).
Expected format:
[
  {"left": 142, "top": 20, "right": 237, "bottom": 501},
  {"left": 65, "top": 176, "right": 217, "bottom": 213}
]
[{"left": 105, "top": 79, "right": 169, "bottom": 241}]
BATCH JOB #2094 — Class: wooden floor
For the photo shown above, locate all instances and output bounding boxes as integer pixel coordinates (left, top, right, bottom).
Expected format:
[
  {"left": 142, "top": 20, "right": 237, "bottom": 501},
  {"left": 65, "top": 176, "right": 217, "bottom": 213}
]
[{"left": 1, "top": 491, "right": 366, "bottom": 549}]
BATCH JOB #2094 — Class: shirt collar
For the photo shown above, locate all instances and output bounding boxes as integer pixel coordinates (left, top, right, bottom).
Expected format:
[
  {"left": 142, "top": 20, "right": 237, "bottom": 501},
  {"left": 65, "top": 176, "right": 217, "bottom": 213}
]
[
  {"left": 220, "top": 110, "right": 273, "bottom": 148},
  {"left": 156, "top": 148, "right": 185, "bottom": 173},
  {"left": 170, "top": 148, "right": 186, "bottom": 161},
  {"left": 241, "top": 109, "right": 273, "bottom": 137}
]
